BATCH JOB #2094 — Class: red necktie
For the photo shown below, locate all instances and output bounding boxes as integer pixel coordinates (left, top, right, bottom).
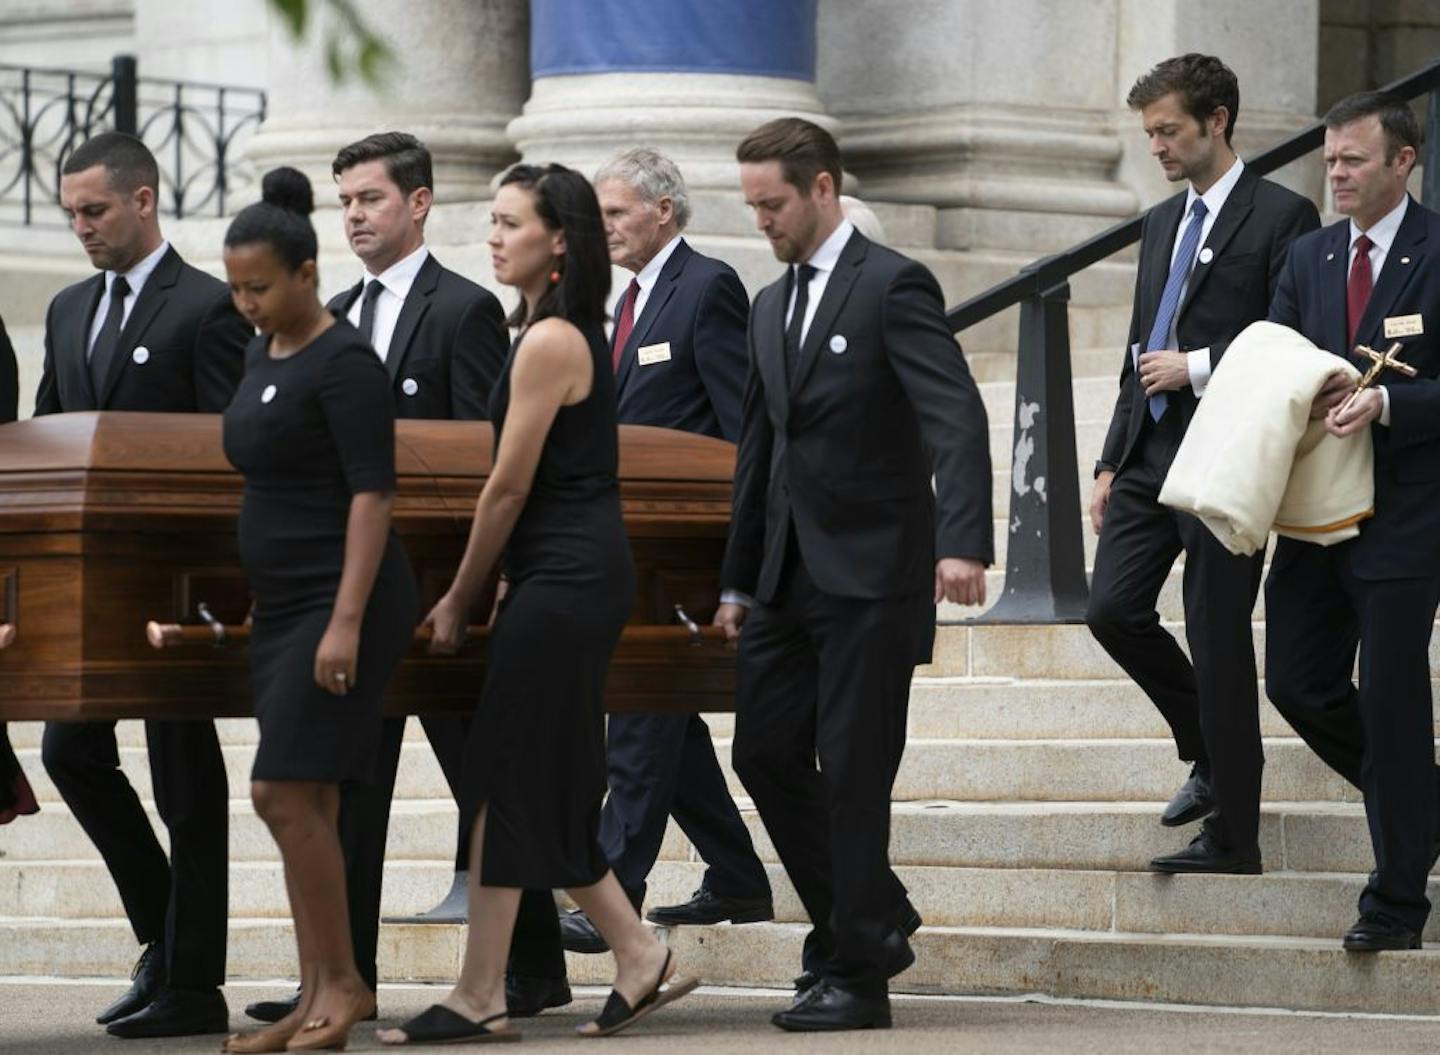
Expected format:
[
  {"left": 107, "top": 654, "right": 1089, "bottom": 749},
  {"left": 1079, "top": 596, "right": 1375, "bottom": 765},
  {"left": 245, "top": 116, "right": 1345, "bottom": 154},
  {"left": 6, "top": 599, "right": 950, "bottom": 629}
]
[
  {"left": 611, "top": 278, "right": 640, "bottom": 372},
  {"left": 1346, "top": 233, "right": 1373, "bottom": 350}
]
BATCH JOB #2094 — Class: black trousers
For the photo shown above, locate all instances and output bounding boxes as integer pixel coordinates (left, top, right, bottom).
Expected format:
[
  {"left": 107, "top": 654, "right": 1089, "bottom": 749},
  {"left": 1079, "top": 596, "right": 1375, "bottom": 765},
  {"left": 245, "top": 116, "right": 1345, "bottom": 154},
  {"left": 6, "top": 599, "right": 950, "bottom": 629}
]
[
  {"left": 337, "top": 713, "right": 565, "bottom": 988},
  {"left": 41, "top": 718, "right": 228, "bottom": 990},
  {"left": 1265, "top": 536, "right": 1440, "bottom": 933},
  {"left": 1085, "top": 419, "right": 1265, "bottom": 853},
  {"left": 732, "top": 554, "right": 923, "bottom": 999},
  {"left": 598, "top": 711, "right": 770, "bottom": 908}
]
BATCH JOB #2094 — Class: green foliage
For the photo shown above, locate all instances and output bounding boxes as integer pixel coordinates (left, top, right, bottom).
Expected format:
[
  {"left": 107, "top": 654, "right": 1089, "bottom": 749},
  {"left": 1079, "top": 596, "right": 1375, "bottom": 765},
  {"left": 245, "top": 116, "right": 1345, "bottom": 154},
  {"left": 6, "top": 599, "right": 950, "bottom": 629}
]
[{"left": 266, "top": 0, "right": 393, "bottom": 86}]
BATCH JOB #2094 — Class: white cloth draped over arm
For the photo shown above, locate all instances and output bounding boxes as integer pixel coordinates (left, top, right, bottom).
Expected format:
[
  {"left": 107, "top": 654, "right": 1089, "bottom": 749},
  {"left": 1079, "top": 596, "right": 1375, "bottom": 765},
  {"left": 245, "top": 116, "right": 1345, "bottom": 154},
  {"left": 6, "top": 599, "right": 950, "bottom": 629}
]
[{"left": 1158, "top": 320, "right": 1373, "bottom": 556}]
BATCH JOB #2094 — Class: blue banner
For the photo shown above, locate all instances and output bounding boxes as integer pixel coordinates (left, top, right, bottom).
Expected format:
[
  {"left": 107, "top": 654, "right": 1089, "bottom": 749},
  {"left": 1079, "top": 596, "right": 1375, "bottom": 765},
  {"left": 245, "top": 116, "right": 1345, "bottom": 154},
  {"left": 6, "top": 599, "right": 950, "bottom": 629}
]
[{"left": 530, "top": 0, "right": 816, "bottom": 80}]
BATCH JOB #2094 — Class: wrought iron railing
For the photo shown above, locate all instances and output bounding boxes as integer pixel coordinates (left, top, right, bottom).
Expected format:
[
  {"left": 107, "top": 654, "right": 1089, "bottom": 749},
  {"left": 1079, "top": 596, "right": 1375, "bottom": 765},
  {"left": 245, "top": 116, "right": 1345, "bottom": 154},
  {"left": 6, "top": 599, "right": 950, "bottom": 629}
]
[
  {"left": 0, "top": 54, "right": 266, "bottom": 226},
  {"left": 950, "top": 58, "right": 1440, "bottom": 625}
]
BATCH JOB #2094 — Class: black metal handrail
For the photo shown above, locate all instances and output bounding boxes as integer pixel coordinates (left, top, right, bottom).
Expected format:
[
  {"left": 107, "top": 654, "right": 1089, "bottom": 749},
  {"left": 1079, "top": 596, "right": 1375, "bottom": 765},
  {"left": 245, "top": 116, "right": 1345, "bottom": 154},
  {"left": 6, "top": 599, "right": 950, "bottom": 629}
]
[
  {"left": 955, "top": 58, "right": 1440, "bottom": 624},
  {"left": 0, "top": 54, "right": 266, "bottom": 226}
]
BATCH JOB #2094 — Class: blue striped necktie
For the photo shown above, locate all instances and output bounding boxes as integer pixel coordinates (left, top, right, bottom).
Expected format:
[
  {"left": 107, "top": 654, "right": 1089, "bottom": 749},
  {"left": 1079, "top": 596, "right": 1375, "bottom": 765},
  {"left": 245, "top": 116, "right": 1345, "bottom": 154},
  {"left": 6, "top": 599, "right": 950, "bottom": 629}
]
[{"left": 1145, "top": 197, "right": 1209, "bottom": 422}]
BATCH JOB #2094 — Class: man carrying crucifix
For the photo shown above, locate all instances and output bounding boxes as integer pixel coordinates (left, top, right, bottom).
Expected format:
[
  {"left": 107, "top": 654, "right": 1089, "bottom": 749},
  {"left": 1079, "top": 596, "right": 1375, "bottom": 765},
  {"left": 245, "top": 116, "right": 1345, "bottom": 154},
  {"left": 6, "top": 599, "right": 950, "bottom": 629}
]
[{"left": 1266, "top": 89, "right": 1440, "bottom": 952}]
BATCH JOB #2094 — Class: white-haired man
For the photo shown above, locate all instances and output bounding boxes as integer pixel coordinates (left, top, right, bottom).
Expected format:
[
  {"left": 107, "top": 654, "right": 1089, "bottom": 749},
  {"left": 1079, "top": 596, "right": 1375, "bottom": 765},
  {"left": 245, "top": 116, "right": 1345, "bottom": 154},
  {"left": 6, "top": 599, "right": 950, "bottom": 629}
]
[{"left": 558, "top": 147, "right": 772, "bottom": 953}]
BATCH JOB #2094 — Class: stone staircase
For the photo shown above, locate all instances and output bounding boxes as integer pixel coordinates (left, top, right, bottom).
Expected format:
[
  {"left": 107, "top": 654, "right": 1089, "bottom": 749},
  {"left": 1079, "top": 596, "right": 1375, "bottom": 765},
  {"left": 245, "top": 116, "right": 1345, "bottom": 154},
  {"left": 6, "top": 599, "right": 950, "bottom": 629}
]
[{"left": 5, "top": 198, "right": 1440, "bottom": 1016}]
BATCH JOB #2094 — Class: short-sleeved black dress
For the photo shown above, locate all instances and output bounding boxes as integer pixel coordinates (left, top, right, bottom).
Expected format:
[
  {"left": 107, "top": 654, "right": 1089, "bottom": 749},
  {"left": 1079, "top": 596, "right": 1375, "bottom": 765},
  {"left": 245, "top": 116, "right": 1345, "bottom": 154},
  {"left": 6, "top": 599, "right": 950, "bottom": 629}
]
[
  {"left": 223, "top": 321, "right": 419, "bottom": 784},
  {"left": 462, "top": 321, "right": 636, "bottom": 889}
]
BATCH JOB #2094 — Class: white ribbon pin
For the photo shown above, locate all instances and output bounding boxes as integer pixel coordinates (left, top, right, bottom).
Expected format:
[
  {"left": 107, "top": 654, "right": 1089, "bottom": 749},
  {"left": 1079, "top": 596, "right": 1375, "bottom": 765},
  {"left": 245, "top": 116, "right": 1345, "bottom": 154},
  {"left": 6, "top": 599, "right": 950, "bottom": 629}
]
[
  {"left": 402, "top": 378, "right": 419, "bottom": 397},
  {"left": 829, "top": 334, "right": 848, "bottom": 355},
  {"left": 1198, "top": 247, "right": 1214, "bottom": 265},
  {"left": 132, "top": 346, "right": 150, "bottom": 365},
  {"left": 261, "top": 384, "right": 277, "bottom": 404}
]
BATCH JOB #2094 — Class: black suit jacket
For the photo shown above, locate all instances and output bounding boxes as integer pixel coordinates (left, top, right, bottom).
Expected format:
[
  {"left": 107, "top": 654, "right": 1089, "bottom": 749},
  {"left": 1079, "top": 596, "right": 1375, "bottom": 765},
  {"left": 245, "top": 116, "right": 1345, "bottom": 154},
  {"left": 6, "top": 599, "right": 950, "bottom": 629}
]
[
  {"left": 1269, "top": 197, "right": 1440, "bottom": 581},
  {"left": 328, "top": 252, "right": 507, "bottom": 421},
  {"left": 1099, "top": 169, "right": 1320, "bottom": 473},
  {"left": 0, "top": 315, "right": 16, "bottom": 424},
  {"left": 721, "top": 229, "right": 993, "bottom": 606},
  {"left": 35, "top": 246, "right": 248, "bottom": 415},
  {"left": 612, "top": 239, "right": 748, "bottom": 441}
]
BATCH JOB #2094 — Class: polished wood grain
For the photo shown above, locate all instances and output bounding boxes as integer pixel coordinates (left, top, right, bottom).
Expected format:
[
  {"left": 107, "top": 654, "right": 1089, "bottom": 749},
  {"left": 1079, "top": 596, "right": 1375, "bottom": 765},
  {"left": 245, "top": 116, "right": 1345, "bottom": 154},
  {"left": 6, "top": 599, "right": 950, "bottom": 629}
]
[{"left": 0, "top": 412, "right": 736, "bottom": 721}]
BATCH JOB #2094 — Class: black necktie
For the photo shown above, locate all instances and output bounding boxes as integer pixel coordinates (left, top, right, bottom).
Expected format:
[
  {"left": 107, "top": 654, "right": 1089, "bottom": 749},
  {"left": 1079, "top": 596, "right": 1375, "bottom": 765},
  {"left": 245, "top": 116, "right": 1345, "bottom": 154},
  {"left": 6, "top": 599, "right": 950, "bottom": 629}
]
[
  {"left": 357, "top": 279, "right": 385, "bottom": 348},
  {"left": 785, "top": 264, "right": 817, "bottom": 381},
  {"left": 89, "top": 274, "right": 131, "bottom": 394}
]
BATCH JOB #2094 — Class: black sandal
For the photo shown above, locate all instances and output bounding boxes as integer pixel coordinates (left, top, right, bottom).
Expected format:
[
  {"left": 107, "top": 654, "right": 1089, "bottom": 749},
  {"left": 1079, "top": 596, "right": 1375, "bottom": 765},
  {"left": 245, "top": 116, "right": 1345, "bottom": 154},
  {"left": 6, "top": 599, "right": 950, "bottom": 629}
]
[
  {"left": 579, "top": 950, "right": 698, "bottom": 1038},
  {"left": 381, "top": 1004, "right": 520, "bottom": 1045}
]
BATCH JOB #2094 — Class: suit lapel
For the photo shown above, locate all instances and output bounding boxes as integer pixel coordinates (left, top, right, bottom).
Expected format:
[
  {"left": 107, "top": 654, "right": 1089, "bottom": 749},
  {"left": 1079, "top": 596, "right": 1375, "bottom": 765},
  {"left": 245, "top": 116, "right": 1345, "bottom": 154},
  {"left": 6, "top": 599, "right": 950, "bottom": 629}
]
[
  {"left": 755, "top": 276, "right": 790, "bottom": 426},
  {"left": 385, "top": 253, "right": 440, "bottom": 380},
  {"left": 68, "top": 276, "right": 104, "bottom": 408},
  {"left": 99, "top": 247, "right": 181, "bottom": 407},
  {"left": 1178, "top": 172, "right": 1255, "bottom": 320},
  {"left": 332, "top": 279, "right": 363, "bottom": 319},
  {"left": 790, "top": 231, "right": 865, "bottom": 392},
  {"left": 1319, "top": 222, "right": 1351, "bottom": 357},
  {"left": 1142, "top": 194, "right": 1186, "bottom": 332},
  {"left": 617, "top": 240, "right": 690, "bottom": 395},
  {"left": 1355, "top": 198, "right": 1426, "bottom": 350}
]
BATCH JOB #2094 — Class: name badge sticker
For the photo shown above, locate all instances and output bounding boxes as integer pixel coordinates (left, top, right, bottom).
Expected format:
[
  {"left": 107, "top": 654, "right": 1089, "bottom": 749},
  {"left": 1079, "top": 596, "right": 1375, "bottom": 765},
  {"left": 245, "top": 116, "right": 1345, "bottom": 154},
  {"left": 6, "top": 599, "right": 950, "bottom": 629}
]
[
  {"left": 637, "top": 342, "right": 672, "bottom": 366},
  {"left": 1384, "top": 314, "right": 1424, "bottom": 339},
  {"left": 132, "top": 346, "right": 150, "bottom": 365}
]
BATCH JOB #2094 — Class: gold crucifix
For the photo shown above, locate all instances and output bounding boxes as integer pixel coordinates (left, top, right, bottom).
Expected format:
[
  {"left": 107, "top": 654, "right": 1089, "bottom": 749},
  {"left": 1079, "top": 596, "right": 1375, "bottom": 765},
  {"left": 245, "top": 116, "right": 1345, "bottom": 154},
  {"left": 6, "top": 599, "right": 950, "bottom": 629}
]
[{"left": 1337, "top": 341, "right": 1417, "bottom": 416}]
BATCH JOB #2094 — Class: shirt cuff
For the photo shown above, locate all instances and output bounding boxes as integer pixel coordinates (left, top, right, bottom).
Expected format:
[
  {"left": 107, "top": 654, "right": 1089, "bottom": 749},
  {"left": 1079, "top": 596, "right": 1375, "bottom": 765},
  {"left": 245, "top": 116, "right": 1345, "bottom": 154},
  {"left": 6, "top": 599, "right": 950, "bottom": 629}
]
[
  {"left": 719, "top": 589, "right": 754, "bottom": 609},
  {"left": 1379, "top": 385, "right": 1391, "bottom": 427},
  {"left": 1186, "top": 348, "right": 1212, "bottom": 396}
]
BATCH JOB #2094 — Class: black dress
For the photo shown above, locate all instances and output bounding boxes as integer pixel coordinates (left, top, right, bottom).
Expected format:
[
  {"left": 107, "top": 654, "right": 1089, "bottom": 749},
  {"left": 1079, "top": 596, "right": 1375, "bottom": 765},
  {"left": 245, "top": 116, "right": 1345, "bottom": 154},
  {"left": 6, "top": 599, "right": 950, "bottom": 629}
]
[
  {"left": 223, "top": 321, "right": 418, "bottom": 784},
  {"left": 463, "top": 320, "right": 636, "bottom": 888}
]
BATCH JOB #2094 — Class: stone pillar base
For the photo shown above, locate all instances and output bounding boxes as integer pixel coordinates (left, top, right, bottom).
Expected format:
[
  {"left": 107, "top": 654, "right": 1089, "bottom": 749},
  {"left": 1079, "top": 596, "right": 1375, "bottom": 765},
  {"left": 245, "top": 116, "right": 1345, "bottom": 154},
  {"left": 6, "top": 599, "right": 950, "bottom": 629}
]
[
  {"left": 841, "top": 105, "right": 1138, "bottom": 253},
  {"left": 508, "top": 72, "right": 837, "bottom": 236}
]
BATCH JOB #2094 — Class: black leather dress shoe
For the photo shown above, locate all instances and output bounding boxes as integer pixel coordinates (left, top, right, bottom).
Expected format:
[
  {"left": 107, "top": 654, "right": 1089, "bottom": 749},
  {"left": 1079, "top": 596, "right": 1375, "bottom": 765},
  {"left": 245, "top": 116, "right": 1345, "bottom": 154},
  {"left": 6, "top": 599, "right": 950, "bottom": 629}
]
[
  {"left": 1161, "top": 763, "right": 1214, "bottom": 827},
  {"left": 559, "top": 908, "right": 609, "bottom": 954},
  {"left": 244, "top": 988, "right": 300, "bottom": 1024},
  {"left": 506, "top": 972, "right": 573, "bottom": 1017},
  {"left": 1343, "top": 913, "right": 1422, "bottom": 952},
  {"left": 773, "top": 982, "right": 891, "bottom": 1032},
  {"left": 96, "top": 942, "right": 165, "bottom": 1025},
  {"left": 793, "top": 922, "right": 917, "bottom": 994},
  {"left": 244, "top": 987, "right": 377, "bottom": 1023},
  {"left": 645, "top": 886, "right": 774, "bottom": 926},
  {"left": 1149, "top": 830, "right": 1261, "bottom": 874},
  {"left": 106, "top": 987, "right": 228, "bottom": 1038}
]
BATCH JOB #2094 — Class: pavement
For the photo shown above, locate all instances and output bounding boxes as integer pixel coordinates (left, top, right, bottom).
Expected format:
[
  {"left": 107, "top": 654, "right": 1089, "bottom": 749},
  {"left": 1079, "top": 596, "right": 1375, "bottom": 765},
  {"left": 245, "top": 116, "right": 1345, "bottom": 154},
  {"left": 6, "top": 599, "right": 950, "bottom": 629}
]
[{"left": 2, "top": 979, "right": 1440, "bottom": 1054}]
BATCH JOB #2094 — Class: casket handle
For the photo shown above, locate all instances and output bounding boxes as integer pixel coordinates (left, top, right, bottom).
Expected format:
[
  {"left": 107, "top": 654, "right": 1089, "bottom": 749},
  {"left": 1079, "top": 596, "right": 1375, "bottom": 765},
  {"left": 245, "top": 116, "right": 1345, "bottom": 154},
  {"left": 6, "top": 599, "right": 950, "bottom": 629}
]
[{"left": 0, "top": 623, "right": 14, "bottom": 650}]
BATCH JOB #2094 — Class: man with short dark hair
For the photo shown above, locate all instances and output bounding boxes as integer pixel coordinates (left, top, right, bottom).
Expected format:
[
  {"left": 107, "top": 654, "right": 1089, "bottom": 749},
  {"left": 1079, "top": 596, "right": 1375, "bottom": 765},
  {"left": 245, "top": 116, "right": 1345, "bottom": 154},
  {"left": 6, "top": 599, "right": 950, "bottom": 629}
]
[
  {"left": 37, "top": 131, "right": 248, "bottom": 1039},
  {"left": 1085, "top": 54, "right": 1319, "bottom": 875},
  {"left": 555, "top": 147, "right": 771, "bottom": 955},
  {"left": 1266, "top": 89, "right": 1440, "bottom": 952},
  {"left": 717, "top": 117, "right": 992, "bottom": 1031},
  {"left": 240, "top": 130, "right": 547, "bottom": 1025}
]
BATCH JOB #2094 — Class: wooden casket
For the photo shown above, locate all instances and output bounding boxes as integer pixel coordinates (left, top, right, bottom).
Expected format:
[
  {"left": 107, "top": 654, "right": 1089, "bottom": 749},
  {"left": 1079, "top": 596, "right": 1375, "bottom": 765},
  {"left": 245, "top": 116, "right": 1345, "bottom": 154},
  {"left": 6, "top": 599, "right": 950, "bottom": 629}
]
[{"left": 0, "top": 412, "right": 735, "bottom": 721}]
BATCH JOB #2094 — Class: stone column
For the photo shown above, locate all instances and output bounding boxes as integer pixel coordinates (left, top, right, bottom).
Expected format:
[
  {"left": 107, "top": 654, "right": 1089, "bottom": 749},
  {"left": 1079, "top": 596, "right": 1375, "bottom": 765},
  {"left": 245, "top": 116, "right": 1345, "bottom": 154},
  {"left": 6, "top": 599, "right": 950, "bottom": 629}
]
[
  {"left": 1116, "top": 0, "right": 1322, "bottom": 206},
  {"left": 245, "top": 0, "right": 528, "bottom": 204},
  {"left": 507, "top": 0, "right": 832, "bottom": 235},
  {"left": 818, "top": 0, "right": 1139, "bottom": 254}
]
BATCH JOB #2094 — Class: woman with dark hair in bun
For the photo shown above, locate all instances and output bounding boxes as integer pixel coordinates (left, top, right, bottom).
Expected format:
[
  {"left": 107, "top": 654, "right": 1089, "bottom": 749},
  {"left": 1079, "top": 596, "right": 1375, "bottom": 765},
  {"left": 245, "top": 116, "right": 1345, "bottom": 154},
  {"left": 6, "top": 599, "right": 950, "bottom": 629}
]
[
  {"left": 220, "top": 167, "right": 418, "bottom": 1053},
  {"left": 378, "top": 164, "right": 696, "bottom": 1046}
]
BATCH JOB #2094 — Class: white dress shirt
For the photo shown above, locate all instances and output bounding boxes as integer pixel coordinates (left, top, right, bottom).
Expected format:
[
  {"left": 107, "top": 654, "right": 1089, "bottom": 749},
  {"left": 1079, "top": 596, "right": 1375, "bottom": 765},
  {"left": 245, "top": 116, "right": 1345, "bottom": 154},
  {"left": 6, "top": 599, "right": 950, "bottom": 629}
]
[
  {"left": 1349, "top": 194, "right": 1410, "bottom": 427},
  {"left": 345, "top": 243, "right": 430, "bottom": 362},
  {"left": 1171, "top": 157, "right": 1245, "bottom": 396},
  {"left": 86, "top": 239, "right": 171, "bottom": 358},
  {"left": 784, "top": 218, "right": 856, "bottom": 343},
  {"left": 630, "top": 234, "right": 683, "bottom": 321}
]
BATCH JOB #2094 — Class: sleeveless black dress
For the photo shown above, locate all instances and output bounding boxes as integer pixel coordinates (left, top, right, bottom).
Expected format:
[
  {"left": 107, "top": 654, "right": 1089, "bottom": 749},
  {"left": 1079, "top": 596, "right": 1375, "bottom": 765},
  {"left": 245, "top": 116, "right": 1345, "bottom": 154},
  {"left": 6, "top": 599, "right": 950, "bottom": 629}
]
[
  {"left": 223, "top": 322, "right": 419, "bottom": 784},
  {"left": 463, "top": 320, "right": 636, "bottom": 888}
]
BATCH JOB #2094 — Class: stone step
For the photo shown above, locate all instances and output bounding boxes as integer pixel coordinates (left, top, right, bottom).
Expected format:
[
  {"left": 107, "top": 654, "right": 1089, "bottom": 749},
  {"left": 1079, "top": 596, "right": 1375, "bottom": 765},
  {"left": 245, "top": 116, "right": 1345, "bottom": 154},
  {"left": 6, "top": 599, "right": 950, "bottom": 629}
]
[
  {"left": 6, "top": 914, "right": 1439, "bottom": 1015},
  {"left": 2, "top": 794, "right": 1401, "bottom": 877},
  {"left": 924, "top": 619, "right": 1440, "bottom": 680},
  {"left": 10, "top": 853, "right": 1437, "bottom": 946},
  {"left": 9, "top": 730, "right": 1365, "bottom": 810}
]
